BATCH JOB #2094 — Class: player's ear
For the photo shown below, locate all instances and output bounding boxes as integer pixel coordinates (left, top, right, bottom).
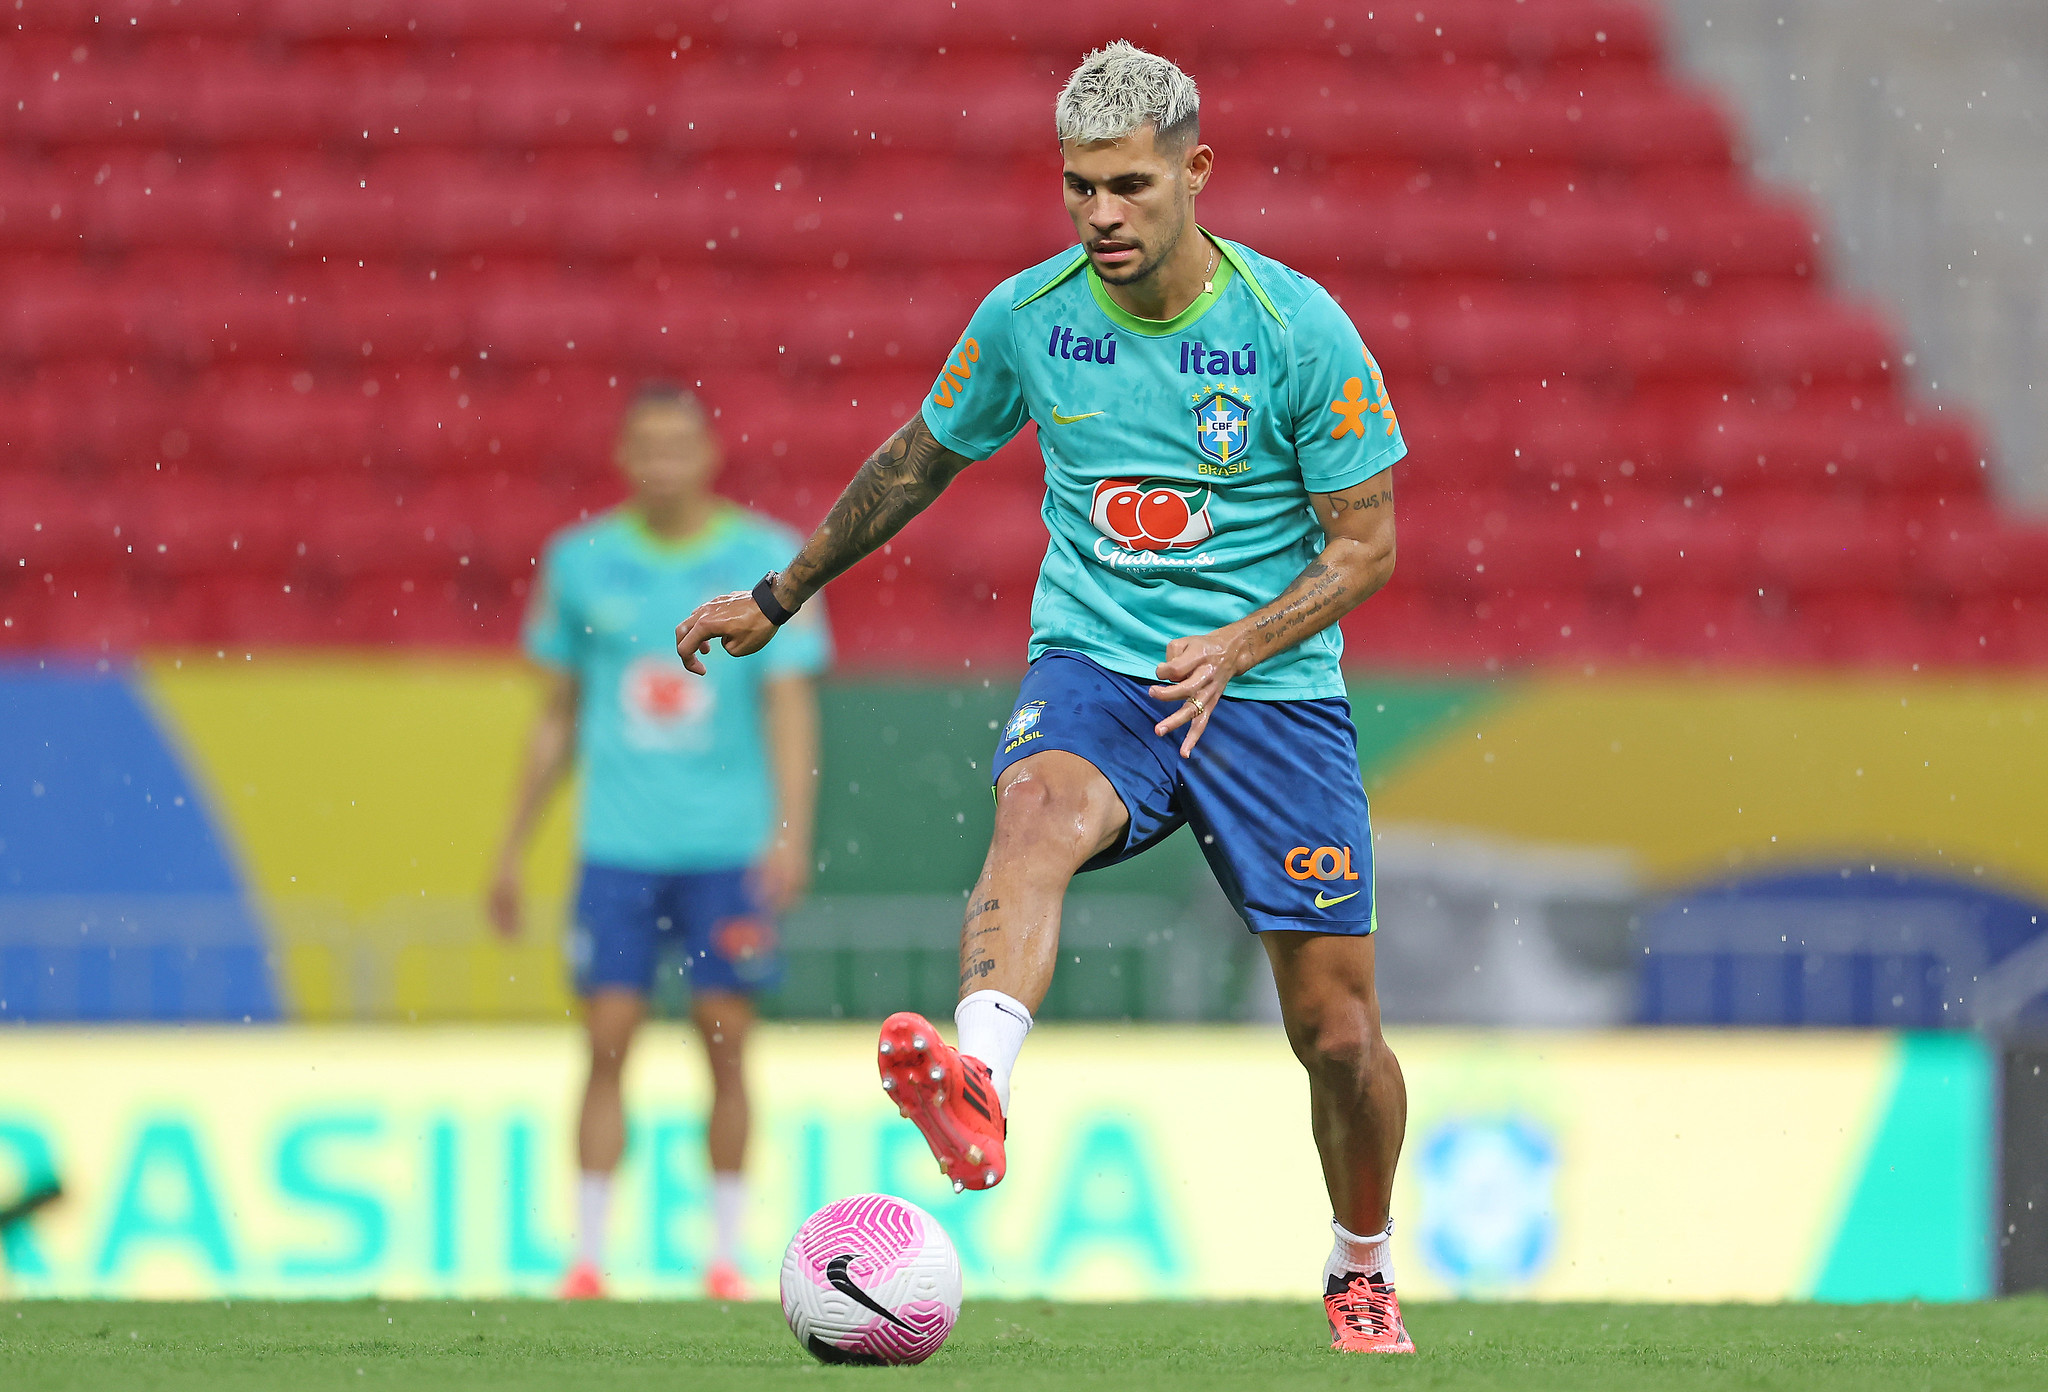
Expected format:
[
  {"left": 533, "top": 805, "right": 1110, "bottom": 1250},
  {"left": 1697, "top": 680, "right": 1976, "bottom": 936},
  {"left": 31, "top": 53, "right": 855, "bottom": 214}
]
[{"left": 1183, "top": 142, "right": 1213, "bottom": 197}]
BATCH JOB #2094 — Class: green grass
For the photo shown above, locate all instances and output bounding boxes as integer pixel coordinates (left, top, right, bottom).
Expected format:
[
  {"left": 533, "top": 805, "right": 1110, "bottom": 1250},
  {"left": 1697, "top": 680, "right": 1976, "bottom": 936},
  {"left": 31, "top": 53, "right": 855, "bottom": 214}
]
[{"left": 4, "top": 1298, "right": 2044, "bottom": 1391}]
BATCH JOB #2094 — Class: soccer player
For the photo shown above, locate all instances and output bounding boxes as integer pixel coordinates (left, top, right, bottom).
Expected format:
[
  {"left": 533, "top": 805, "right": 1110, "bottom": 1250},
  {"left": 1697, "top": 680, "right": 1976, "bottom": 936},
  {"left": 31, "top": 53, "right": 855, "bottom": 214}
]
[
  {"left": 492, "top": 383, "right": 829, "bottom": 1301},
  {"left": 674, "top": 45, "right": 1411, "bottom": 1350}
]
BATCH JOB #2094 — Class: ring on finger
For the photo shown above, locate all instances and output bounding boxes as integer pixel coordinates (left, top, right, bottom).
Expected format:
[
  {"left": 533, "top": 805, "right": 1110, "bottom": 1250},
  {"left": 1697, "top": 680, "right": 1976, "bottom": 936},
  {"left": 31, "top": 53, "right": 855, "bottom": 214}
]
[{"left": 1187, "top": 695, "right": 1205, "bottom": 714}]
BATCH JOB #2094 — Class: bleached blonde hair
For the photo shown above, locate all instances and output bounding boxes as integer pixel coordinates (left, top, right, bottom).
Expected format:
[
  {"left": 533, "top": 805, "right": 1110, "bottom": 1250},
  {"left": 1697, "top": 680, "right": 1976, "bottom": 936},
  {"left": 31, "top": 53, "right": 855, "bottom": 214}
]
[{"left": 1054, "top": 41, "right": 1200, "bottom": 148}]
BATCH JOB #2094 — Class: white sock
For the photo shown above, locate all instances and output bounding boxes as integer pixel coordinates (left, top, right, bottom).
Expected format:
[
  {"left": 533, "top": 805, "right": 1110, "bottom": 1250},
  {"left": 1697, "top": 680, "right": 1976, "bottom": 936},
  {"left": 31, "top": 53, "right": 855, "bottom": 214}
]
[
  {"left": 1325, "top": 1218, "right": 1395, "bottom": 1287},
  {"left": 954, "top": 989, "right": 1032, "bottom": 1112},
  {"left": 576, "top": 1171, "right": 612, "bottom": 1270},
  {"left": 711, "top": 1172, "right": 746, "bottom": 1268}
]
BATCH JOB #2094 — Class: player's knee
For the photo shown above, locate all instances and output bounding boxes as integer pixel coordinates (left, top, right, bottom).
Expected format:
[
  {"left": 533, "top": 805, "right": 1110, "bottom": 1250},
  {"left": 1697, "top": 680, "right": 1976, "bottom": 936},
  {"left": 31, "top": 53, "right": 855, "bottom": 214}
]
[
  {"left": 994, "top": 771, "right": 1111, "bottom": 858},
  {"left": 586, "top": 1029, "right": 635, "bottom": 1076},
  {"left": 1292, "top": 1002, "right": 1381, "bottom": 1092}
]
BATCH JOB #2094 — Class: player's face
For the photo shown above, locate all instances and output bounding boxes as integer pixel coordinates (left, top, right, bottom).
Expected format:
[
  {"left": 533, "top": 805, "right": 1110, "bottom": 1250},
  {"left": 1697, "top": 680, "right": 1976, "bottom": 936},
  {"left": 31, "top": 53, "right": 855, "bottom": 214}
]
[
  {"left": 616, "top": 404, "right": 718, "bottom": 508},
  {"left": 1061, "top": 125, "right": 1213, "bottom": 286}
]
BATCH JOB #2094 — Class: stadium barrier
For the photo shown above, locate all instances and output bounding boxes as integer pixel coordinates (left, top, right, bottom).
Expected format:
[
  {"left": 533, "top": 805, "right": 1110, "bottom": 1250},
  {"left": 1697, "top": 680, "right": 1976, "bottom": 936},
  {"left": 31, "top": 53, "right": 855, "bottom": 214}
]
[
  {"left": 5, "top": 657, "right": 2047, "bottom": 1027},
  {"left": 0, "top": 1026, "right": 1990, "bottom": 1303}
]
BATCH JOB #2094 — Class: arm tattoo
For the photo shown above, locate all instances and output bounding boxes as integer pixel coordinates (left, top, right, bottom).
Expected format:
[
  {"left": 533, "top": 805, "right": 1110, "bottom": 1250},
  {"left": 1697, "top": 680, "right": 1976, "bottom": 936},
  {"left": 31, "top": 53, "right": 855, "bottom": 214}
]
[
  {"left": 1252, "top": 559, "right": 1349, "bottom": 636},
  {"left": 779, "top": 414, "right": 973, "bottom": 605},
  {"left": 1326, "top": 487, "right": 1393, "bottom": 516}
]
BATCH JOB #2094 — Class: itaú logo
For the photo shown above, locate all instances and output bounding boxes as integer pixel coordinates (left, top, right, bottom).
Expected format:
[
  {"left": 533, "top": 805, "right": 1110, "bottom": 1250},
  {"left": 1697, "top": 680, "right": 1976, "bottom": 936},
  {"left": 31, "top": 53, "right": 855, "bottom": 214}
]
[{"left": 1284, "top": 845, "right": 1360, "bottom": 881}]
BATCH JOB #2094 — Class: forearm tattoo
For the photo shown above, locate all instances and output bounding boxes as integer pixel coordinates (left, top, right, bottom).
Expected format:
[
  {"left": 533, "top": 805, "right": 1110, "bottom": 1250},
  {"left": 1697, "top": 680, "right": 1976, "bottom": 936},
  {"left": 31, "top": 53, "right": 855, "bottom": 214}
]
[
  {"left": 1245, "top": 486, "right": 1397, "bottom": 655},
  {"left": 1251, "top": 556, "right": 1351, "bottom": 645},
  {"left": 780, "top": 414, "right": 971, "bottom": 605}
]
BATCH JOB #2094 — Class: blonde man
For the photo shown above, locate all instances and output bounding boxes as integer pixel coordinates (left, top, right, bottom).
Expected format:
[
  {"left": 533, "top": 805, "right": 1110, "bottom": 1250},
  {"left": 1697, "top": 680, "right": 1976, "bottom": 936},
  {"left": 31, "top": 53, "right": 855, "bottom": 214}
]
[{"left": 678, "top": 46, "right": 1411, "bottom": 1350}]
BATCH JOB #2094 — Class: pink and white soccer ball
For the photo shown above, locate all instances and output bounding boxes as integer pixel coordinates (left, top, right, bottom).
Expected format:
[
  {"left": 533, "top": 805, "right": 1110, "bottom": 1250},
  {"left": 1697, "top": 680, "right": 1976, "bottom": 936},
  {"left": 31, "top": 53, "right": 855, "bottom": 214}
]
[{"left": 780, "top": 1194, "right": 962, "bottom": 1365}]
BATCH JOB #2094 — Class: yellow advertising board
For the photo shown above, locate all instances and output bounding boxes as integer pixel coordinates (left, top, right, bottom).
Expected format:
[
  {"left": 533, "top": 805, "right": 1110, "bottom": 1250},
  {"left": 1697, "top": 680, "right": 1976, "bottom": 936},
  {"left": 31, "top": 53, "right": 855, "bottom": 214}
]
[{"left": 0, "top": 1026, "right": 1989, "bottom": 1302}]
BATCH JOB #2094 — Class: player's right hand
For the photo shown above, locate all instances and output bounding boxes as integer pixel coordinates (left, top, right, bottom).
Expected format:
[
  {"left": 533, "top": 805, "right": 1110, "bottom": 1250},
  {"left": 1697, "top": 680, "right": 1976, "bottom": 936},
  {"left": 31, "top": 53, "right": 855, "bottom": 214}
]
[
  {"left": 674, "top": 590, "right": 777, "bottom": 674},
  {"left": 487, "top": 861, "right": 522, "bottom": 939}
]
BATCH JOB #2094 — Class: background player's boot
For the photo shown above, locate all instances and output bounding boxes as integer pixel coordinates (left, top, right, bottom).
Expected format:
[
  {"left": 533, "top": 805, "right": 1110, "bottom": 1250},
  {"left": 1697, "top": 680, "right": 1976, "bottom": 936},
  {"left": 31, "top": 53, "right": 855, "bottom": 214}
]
[
  {"left": 704, "top": 1261, "right": 747, "bottom": 1301},
  {"left": 876, "top": 1011, "right": 1006, "bottom": 1191},
  {"left": 1324, "top": 1271, "right": 1416, "bottom": 1353},
  {"left": 557, "top": 1261, "right": 606, "bottom": 1300}
]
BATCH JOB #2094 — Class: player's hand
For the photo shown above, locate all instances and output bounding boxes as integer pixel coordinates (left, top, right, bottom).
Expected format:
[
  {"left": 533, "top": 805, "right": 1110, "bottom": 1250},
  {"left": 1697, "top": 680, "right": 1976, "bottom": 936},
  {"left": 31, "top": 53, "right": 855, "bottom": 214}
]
[
  {"left": 487, "top": 858, "right": 522, "bottom": 940},
  {"left": 1149, "top": 630, "right": 1247, "bottom": 758},
  {"left": 674, "top": 590, "right": 778, "bottom": 674},
  {"left": 753, "top": 834, "right": 812, "bottom": 914}
]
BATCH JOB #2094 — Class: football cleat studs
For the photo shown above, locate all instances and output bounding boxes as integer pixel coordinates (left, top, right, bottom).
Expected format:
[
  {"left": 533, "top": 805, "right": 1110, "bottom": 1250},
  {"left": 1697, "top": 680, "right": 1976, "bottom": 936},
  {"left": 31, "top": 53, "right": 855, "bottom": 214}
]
[
  {"left": 898, "top": 1107, "right": 911, "bottom": 1118},
  {"left": 966, "top": 1145, "right": 983, "bottom": 1165},
  {"left": 928, "top": 1066, "right": 944, "bottom": 1081},
  {"left": 878, "top": 1041, "right": 893, "bottom": 1055},
  {"left": 953, "top": 1181, "right": 965, "bottom": 1194},
  {"left": 911, "top": 1035, "right": 927, "bottom": 1050},
  {"left": 881, "top": 1077, "right": 895, "bottom": 1091},
  {"left": 984, "top": 1170, "right": 997, "bottom": 1187}
]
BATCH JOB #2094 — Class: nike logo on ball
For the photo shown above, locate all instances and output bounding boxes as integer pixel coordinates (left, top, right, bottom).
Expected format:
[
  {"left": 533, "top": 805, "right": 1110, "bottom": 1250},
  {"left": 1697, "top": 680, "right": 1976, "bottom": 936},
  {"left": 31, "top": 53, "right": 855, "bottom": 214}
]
[
  {"left": 1314, "top": 890, "right": 1361, "bottom": 908},
  {"left": 825, "top": 1254, "right": 913, "bottom": 1330},
  {"left": 1051, "top": 408, "right": 1104, "bottom": 424}
]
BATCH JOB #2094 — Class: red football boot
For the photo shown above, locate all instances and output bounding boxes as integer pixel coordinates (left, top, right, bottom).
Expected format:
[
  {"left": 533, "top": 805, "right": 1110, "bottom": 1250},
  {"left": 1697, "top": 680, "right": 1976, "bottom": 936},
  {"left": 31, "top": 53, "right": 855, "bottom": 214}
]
[
  {"left": 557, "top": 1261, "right": 606, "bottom": 1300},
  {"left": 704, "top": 1261, "right": 747, "bottom": 1301},
  {"left": 1325, "top": 1271, "right": 1417, "bottom": 1353},
  {"left": 876, "top": 1011, "right": 1007, "bottom": 1191}
]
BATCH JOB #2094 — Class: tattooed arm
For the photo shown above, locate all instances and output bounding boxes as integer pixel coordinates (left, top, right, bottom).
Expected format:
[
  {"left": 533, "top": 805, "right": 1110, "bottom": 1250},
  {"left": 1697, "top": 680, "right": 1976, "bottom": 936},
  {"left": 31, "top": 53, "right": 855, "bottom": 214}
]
[
  {"left": 1148, "top": 470, "right": 1397, "bottom": 756},
  {"left": 674, "top": 414, "right": 974, "bottom": 673}
]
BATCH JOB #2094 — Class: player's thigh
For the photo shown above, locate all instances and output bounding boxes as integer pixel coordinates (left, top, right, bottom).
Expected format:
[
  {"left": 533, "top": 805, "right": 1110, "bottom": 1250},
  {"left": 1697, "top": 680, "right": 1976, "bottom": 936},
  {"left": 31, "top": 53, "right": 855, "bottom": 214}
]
[
  {"left": 571, "top": 863, "right": 666, "bottom": 1001},
  {"left": 584, "top": 988, "right": 647, "bottom": 1069},
  {"left": 1181, "top": 696, "right": 1376, "bottom": 934},
  {"left": 692, "top": 990, "right": 754, "bottom": 1081},
  {"left": 992, "top": 655, "right": 1194, "bottom": 870},
  {"left": 992, "top": 749, "right": 1131, "bottom": 868},
  {"left": 1264, "top": 930, "right": 1385, "bottom": 1053}
]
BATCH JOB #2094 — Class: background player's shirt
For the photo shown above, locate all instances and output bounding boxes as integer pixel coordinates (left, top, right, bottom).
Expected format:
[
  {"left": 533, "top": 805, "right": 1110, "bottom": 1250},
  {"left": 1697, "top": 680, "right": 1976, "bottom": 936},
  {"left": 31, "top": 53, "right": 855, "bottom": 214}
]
[
  {"left": 524, "top": 506, "right": 831, "bottom": 872},
  {"left": 920, "top": 233, "right": 1405, "bottom": 700}
]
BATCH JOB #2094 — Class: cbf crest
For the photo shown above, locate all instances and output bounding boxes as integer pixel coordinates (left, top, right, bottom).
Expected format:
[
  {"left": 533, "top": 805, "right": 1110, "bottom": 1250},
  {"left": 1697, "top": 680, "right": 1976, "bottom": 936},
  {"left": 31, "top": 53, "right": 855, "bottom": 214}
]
[
  {"left": 1001, "top": 701, "right": 1047, "bottom": 754},
  {"left": 1191, "top": 385, "right": 1253, "bottom": 467}
]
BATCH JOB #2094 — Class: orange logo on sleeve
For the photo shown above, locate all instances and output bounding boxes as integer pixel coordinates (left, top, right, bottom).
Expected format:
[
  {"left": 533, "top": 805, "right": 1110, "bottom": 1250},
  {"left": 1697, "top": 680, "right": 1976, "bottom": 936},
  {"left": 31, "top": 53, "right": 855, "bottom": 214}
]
[
  {"left": 930, "top": 337, "right": 980, "bottom": 409},
  {"left": 1328, "top": 347, "right": 1398, "bottom": 440}
]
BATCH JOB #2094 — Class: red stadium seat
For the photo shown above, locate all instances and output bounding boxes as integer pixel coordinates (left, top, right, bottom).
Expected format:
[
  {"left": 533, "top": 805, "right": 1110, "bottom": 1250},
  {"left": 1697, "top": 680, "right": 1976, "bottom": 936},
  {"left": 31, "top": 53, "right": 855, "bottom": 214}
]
[{"left": 0, "top": 0, "right": 2032, "bottom": 669}]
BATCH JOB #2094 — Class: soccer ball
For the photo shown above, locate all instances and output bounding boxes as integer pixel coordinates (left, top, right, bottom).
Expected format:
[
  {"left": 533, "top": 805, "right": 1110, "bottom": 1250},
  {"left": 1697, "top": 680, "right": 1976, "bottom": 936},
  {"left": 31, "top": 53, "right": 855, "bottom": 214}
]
[{"left": 780, "top": 1193, "right": 962, "bottom": 1365}]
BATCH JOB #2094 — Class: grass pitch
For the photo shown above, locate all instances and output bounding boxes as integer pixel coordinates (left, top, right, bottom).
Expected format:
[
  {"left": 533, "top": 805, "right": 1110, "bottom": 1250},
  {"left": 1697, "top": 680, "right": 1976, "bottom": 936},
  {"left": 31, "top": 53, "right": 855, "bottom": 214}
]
[{"left": 4, "top": 1298, "right": 2044, "bottom": 1391}]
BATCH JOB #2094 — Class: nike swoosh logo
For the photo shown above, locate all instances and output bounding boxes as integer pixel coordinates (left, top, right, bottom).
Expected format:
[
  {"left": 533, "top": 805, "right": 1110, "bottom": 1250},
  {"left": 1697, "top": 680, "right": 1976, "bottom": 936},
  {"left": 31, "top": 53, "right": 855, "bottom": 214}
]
[
  {"left": 1051, "top": 409, "right": 1104, "bottom": 424},
  {"left": 825, "top": 1254, "right": 913, "bottom": 1330},
  {"left": 1315, "top": 890, "right": 1362, "bottom": 909}
]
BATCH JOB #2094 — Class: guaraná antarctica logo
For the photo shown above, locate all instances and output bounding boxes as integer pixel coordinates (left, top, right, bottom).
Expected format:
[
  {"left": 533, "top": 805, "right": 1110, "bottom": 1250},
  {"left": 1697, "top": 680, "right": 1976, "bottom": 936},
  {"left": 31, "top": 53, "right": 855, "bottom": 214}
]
[{"left": 1089, "top": 478, "right": 1216, "bottom": 552}]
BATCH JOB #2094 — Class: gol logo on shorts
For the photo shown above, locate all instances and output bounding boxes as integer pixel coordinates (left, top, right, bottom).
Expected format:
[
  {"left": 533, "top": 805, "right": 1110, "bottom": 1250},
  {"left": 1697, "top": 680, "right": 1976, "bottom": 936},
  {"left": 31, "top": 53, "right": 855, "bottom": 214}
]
[
  {"left": 713, "top": 916, "right": 777, "bottom": 962},
  {"left": 1284, "top": 845, "right": 1360, "bottom": 881}
]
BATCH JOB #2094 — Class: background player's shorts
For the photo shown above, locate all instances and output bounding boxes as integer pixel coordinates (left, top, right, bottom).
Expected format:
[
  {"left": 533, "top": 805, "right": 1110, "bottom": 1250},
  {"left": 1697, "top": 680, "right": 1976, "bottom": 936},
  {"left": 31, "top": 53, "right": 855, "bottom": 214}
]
[
  {"left": 992, "top": 651, "right": 1376, "bottom": 935},
  {"left": 569, "top": 863, "right": 781, "bottom": 997}
]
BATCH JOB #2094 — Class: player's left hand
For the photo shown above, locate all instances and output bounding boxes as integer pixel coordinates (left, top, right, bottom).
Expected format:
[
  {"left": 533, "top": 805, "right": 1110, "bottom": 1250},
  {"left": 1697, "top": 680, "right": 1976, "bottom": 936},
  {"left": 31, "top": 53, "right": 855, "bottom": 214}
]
[
  {"left": 753, "top": 833, "right": 812, "bottom": 914},
  {"left": 1149, "top": 631, "right": 1246, "bottom": 758},
  {"left": 675, "top": 590, "right": 778, "bottom": 674}
]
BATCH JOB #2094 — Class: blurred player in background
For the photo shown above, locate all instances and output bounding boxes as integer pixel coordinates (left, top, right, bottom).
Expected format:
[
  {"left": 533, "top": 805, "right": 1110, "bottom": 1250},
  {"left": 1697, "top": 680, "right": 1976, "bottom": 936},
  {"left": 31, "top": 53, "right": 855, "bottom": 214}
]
[
  {"left": 492, "top": 383, "right": 829, "bottom": 1300},
  {"left": 676, "top": 45, "right": 1412, "bottom": 1352}
]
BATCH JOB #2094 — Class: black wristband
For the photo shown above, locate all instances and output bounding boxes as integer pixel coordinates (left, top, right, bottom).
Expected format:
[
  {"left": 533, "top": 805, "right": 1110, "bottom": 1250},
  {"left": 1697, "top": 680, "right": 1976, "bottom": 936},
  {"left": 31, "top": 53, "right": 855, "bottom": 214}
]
[{"left": 752, "top": 572, "right": 797, "bottom": 627}]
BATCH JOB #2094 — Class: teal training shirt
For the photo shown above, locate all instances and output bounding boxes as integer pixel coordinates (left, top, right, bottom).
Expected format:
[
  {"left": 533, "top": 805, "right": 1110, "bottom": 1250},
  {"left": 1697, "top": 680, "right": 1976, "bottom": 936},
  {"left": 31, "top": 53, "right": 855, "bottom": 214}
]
[
  {"left": 919, "top": 234, "right": 1405, "bottom": 701},
  {"left": 523, "top": 506, "right": 831, "bottom": 872}
]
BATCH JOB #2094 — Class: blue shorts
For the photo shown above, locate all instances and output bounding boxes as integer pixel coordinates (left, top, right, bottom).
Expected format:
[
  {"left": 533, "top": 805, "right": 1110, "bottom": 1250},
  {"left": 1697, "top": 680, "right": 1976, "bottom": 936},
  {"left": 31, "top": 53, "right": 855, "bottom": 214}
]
[
  {"left": 570, "top": 863, "right": 781, "bottom": 997},
  {"left": 992, "top": 652, "right": 1376, "bottom": 935}
]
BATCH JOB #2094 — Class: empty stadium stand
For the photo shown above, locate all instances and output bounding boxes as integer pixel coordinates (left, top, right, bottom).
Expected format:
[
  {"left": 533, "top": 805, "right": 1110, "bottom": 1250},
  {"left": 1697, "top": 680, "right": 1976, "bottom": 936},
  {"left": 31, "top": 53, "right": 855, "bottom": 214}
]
[{"left": 4, "top": 0, "right": 2043, "bottom": 668}]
